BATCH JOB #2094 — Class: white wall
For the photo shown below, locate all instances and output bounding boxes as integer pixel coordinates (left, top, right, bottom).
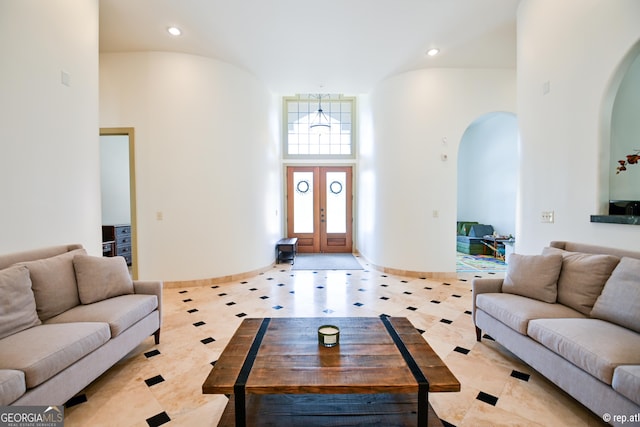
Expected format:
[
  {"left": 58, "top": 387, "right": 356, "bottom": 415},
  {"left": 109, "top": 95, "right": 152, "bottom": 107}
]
[
  {"left": 0, "top": 1, "right": 101, "bottom": 255},
  {"left": 100, "top": 135, "right": 131, "bottom": 225},
  {"left": 517, "top": 0, "right": 640, "bottom": 254},
  {"left": 100, "top": 52, "right": 282, "bottom": 281},
  {"left": 358, "top": 68, "right": 516, "bottom": 273},
  {"left": 458, "top": 113, "right": 518, "bottom": 237}
]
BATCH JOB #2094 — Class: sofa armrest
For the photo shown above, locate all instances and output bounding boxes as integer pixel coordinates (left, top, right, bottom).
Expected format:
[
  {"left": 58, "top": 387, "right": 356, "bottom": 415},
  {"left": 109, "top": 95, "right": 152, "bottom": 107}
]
[
  {"left": 133, "top": 280, "right": 163, "bottom": 328},
  {"left": 471, "top": 277, "right": 504, "bottom": 324}
]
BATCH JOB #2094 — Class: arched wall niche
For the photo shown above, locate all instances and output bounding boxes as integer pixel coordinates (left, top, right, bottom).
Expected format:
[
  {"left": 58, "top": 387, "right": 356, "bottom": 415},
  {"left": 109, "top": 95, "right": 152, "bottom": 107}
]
[{"left": 599, "top": 40, "right": 640, "bottom": 213}]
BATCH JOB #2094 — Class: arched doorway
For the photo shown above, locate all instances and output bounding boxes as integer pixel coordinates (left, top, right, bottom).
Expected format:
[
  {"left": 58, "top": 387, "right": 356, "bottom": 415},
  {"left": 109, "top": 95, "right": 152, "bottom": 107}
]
[{"left": 456, "top": 112, "right": 518, "bottom": 266}]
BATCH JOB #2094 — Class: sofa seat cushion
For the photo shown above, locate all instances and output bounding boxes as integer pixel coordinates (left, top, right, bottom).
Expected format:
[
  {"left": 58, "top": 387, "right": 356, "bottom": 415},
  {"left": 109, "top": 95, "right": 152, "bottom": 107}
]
[
  {"left": 0, "top": 323, "right": 110, "bottom": 388},
  {"left": 528, "top": 318, "right": 640, "bottom": 385},
  {"left": 612, "top": 365, "right": 640, "bottom": 406},
  {"left": 0, "top": 369, "right": 26, "bottom": 405},
  {"left": 17, "top": 248, "right": 86, "bottom": 321},
  {"left": 45, "top": 294, "right": 158, "bottom": 338},
  {"left": 476, "top": 293, "right": 585, "bottom": 335}
]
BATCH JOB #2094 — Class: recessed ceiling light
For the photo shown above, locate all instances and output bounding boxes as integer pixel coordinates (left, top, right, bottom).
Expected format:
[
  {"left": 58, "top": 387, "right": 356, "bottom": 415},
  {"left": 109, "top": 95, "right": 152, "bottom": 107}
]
[
  {"left": 167, "top": 26, "right": 182, "bottom": 36},
  {"left": 426, "top": 48, "right": 440, "bottom": 57}
]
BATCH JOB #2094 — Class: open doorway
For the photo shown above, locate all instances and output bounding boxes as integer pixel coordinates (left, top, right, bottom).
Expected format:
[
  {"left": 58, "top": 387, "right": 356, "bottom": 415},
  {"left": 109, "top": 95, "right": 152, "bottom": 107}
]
[
  {"left": 456, "top": 112, "right": 518, "bottom": 271},
  {"left": 99, "top": 128, "right": 137, "bottom": 279}
]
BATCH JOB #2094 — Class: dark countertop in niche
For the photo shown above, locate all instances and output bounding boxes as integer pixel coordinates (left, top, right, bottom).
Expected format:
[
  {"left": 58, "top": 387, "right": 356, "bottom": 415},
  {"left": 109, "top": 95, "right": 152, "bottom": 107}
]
[{"left": 590, "top": 215, "right": 640, "bottom": 225}]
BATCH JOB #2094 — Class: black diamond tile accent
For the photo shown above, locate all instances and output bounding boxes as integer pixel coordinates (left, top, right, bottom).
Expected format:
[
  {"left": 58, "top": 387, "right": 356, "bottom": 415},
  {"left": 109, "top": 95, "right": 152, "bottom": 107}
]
[
  {"left": 380, "top": 296, "right": 390, "bottom": 300},
  {"left": 354, "top": 302, "right": 364, "bottom": 307},
  {"left": 249, "top": 288, "right": 258, "bottom": 291},
  {"left": 381, "top": 275, "right": 388, "bottom": 277},
  {"left": 476, "top": 391, "right": 498, "bottom": 406},
  {"left": 178, "top": 290, "right": 188, "bottom": 294},
  {"left": 483, "top": 334, "right": 495, "bottom": 341},
  {"left": 201, "top": 337, "right": 215, "bottom": 344},
  {"left": 459, "top": 278, "right": 468, "bottom": 282},
  {"left": 146, "top": 411, "right": 171, "bottom": 427},
  {"left": 511, "top": 370, "right": 531, "bottom": 382},
  {"left": 464, "top": 310, "right": 472, "bottom": 315},
  {"left": 316, "top": 286, "right": 324, "bottom": 289},
  {"left": 488, "top": 272, "right": 496, "bottom": 275},
  {"left": 430, "top": 300, "right": 441, "bottom": 304},
  {"left": 144, "top": 375, "right": 165, "bottom": 387},
  {"left": 442, "top": 420, "right": 456, "bottom": 427},
  {"left": 416, "top": 328, "right": 425, "bottom": 334},
  {"left": 65, "top": 394, "right": 87, "bottom": 408},
  {"left": 443, "top": 282, "right": 451, "bottom": 286},
  {"left": 236, "top": 313, "right": 247, "bottom": 318},
  {"left": 218, "top": 293, "right": 227, "bottom": 297},
  {"left": 267, "top": 277, "right": 274, "bottom": 280},
  {"left": 193, "top": 321, "right": 206, "bottom": 327},
  {"left": 187, "top": 308, "right": 198, "bottom": 314},
  {"left": 182, "top": 298, "right": 192, "bottom": 302},
  {"left": 440, "top": 319, "right": 453, "bottom": 324},
  {"left": 273, "top": 305, "right": 283, "bottom": 310},
  {"left": 380, "top": 284, "right": 389, "bottom": 287},
  {"left": 403, "top": 291, "right": 412, "bottom": 295},
  {"left": 289, "top": 290, "right": 295, "bottom": 294},
  {"left": 241, "top": 281, "right": 248, "bottom": 284},
  {"left": 424, "top": 286, "right": 433, "bottom": 290},
  {"left": 454, "top": 346, "right": 470, "bottom": 355},
  {"left": 406, "top": 306, "right": 418, "bottom": 311},
  {"left": 358, "top": 288, "right": 366, "bottom": 292},
  {"left": 211, "top": 360, "right": 217, "bottom": 366},
  {"left": 226, "top": 302, "right": 236, "bottom": 306},
  {"left": 278, "top": 283, "right": 286, "bottom": 286},
  {"left": 211, "top": 285, "right": 219, "bottom": 289},
  {"left": 144, "top": 349, "right": 161, "bottom": 358},
  {"left": 452, "top": 294, "right": 462, "bottom": 298},
  {"left": 260, "top": 295, "right": 269, "bottom": 299},
  {"left": 323, "top": 309, "right": 334, "bottom": 314},
  {"left": 401, "top": 280, "right": 408, "bottom": 283}
]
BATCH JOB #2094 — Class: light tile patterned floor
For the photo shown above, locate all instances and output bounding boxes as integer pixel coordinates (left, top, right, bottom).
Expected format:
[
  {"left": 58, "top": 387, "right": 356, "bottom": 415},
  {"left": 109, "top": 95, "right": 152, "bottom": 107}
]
[{"left": 63, "top": 257, "right": 607, "bottom": 426}]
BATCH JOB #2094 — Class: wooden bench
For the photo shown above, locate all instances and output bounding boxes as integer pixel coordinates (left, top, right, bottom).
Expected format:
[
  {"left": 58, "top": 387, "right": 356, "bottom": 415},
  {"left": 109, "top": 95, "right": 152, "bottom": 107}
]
[{"left": 276, "top": 237, "right": 298, "bottom": 264}]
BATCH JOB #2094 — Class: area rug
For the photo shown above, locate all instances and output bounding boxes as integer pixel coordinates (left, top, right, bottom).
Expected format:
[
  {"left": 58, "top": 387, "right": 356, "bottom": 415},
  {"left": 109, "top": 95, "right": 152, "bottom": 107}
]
[
  {"left": 292, "top": 253, "right": 364, "bottom": 270},
  {"left": 456, "top": 252, "right": 507, "bottom": 273}
]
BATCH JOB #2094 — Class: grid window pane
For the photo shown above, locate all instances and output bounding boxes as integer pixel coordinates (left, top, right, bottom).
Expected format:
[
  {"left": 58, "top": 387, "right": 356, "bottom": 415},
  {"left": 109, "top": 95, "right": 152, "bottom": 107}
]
[{"left": 285, "top": 96, "right": 354, "bottom": 158}]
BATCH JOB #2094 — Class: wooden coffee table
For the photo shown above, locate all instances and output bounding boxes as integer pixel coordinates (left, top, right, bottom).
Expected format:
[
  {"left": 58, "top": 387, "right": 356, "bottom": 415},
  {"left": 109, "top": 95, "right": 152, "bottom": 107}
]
[{"left": 202, "top": 317, "right": 460, "bottom": 426}]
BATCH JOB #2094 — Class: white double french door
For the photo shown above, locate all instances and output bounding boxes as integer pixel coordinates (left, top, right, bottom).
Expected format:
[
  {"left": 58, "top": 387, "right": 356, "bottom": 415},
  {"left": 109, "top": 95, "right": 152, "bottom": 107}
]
[{"left": 286, "top": 166, "right": 352, "bottom": 253}]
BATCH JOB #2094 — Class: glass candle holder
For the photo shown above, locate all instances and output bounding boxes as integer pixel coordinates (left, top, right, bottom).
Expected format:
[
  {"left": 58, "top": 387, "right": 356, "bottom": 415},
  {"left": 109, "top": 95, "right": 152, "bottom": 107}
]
[{"left": 318, "top": 325, "right": 340, "bottom": 347}]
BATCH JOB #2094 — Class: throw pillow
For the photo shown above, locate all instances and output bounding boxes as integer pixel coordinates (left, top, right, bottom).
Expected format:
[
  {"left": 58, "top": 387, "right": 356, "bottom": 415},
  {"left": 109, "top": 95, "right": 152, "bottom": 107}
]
[
  {"left": 0, "top": 265, "right": 41, "bottom": 340},
  {"left": 17, "top": 248, "right": 86, "bottom": 321},
  {"left": 502, "top": 253, "right": 563, "bottom": 303},
  {"left": 591, "top": 257, "right": 640, "bottom": 333},
  {"left": 74, "top": 255, "right": 133, "bottom": 304},
  {"left": 542, "top": 247, "right": 620, "bottom": 315}
]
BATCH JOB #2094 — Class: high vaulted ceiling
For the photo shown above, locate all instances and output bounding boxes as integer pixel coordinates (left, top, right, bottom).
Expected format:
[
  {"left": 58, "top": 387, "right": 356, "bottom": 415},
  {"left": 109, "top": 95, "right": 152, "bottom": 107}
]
[{"left": 99, "top": 0, "right": 520, "bottom": 94}]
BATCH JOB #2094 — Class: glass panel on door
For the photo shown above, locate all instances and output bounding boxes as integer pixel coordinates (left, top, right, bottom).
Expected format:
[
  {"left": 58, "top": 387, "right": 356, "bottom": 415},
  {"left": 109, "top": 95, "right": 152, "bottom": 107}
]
[
  {"left": 325, "top": 171, "right": 346, "bottom": 233},
  {"left": 293, "top": 172, "right": 314, "bottom": 233}
]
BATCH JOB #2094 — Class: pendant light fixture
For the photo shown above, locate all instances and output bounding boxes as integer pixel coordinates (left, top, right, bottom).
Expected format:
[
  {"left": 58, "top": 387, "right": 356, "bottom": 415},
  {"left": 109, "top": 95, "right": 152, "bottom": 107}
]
[{"left": 310, "top": 94, "right": 331, "bottom": 130}]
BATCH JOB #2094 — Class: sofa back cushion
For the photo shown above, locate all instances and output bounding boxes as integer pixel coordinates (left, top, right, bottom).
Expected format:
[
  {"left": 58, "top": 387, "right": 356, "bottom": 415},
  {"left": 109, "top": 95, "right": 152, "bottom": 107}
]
[
  {"left": 542, "top": 247, "right": 620, "bottom": 315},
  {"left": 591, "top": 257, "right": 640, "bottom": 333},
  {"left": 0, "top": 265, "right": 41, "bottom": 339},
  {"left": 73, "top": 255, "right": 133, "bottom": 304},
  {"left": 17, "top": 248, "right": 86, "bottom": 321},
  {"left": 502, "top": 253, "right": 563, "bottom": 303}
]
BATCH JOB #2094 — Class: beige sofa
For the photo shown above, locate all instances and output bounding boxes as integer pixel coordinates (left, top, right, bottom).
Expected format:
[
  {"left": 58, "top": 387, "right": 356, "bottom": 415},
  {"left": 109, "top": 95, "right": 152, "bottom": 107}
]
[
  {"left": 472, "top": 241, "right": 640, "bottom": 426},
  {"left": 0, "top": 244, "right": 162, "bottom": 406}
]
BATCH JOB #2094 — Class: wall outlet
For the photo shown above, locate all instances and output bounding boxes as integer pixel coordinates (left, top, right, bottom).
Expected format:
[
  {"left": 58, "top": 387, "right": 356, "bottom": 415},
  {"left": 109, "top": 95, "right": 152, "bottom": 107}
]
[{"left": 541, "top": 211, "right": 554, "bottom": 223}]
